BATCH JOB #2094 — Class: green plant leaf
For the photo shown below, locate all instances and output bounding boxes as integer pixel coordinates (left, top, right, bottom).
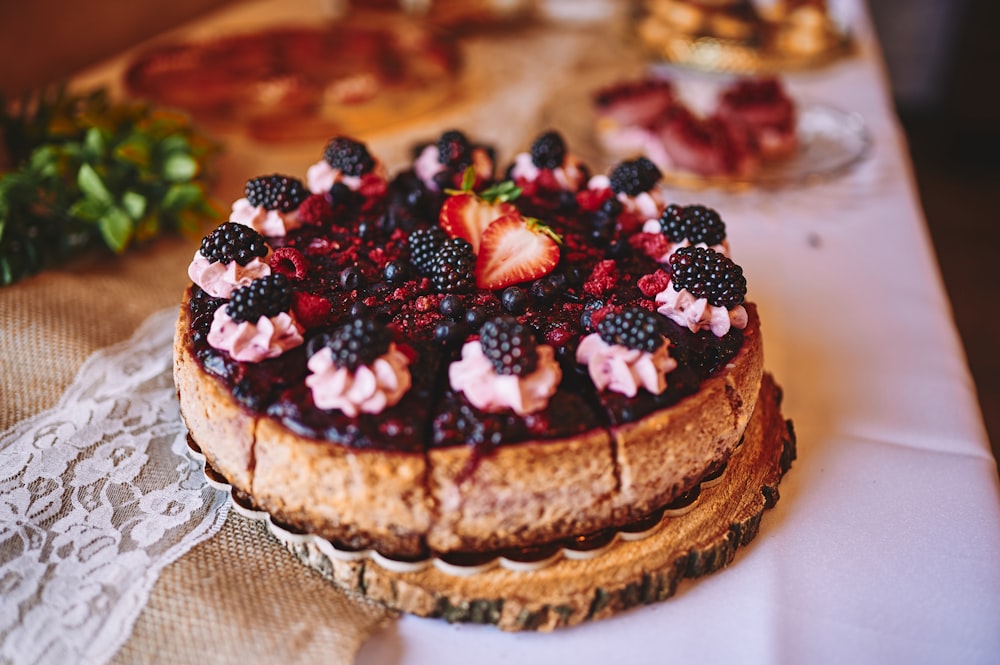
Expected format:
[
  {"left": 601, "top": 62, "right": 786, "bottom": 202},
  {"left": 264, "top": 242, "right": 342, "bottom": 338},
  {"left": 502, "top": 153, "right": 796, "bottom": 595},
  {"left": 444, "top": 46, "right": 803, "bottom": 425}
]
[
  {"left": 69, "top": 195, "right": 110, "bottom": 223},
  {"left": 161, "top": 182, "right": 203, "bottom": 213},
  {"left": 114, "top": 132, "right": 152, "bottom": 168},
  {"left": 83, "top": 126, "right": 107, "bottom": 160},
  {"left": 77, "top": 163, "right": 112, "bottom": 204},
  {"left": 121, "top": 190, "right": 147, "bottom": 220},
  {"left": 162, "top": 153, "right": 198, "bottom": 181},
  {"left": 99, "top": 206, "right": 133, "bottom": 252}
]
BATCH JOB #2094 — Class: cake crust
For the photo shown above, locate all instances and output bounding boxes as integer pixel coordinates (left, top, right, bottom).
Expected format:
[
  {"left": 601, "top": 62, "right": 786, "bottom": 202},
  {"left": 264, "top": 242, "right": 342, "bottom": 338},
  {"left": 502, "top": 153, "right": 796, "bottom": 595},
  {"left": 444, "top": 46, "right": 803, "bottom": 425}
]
[{"left": 175, "top": 291, "right": 766, "bottom": 557}]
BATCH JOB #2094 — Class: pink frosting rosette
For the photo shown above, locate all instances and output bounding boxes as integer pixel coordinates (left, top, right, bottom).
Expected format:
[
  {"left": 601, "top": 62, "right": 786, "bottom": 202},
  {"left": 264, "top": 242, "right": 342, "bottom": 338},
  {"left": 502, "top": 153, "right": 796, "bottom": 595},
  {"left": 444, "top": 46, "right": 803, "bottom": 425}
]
[
  {"left": 206, "top": 306, "right": 304, "bottom": 362},
  {"left": 640, "top": 219, "right": 730, "bottom": 264},
  {"left": 230, "top": 198, "right": 302, "bottom": 237},
  {"left": 186, "top": 250, "right": 272, "bottom": 299},
  {"left": 575, "top": 333, "right": 677, "bottom": 398},
  {"left": 306, "top": 159, "right": 387, "bottom": 194},
  {"left": 305, "top": 344, "right": 412, "bottom": 417},
  {"left": 413, "top": 143, "right": 494, "bottom": 191},
  {"left": 586, "top": 174, "right": 664, "bottom": 222},
  {"left": 509, "top": 152, "right": 587, "bottom": 191},
  {"left": 449, "top": 341, "right": 561, "bottom": 416},
  {"left": 656, "top": 285, "right": 748, "bottom": 338}
]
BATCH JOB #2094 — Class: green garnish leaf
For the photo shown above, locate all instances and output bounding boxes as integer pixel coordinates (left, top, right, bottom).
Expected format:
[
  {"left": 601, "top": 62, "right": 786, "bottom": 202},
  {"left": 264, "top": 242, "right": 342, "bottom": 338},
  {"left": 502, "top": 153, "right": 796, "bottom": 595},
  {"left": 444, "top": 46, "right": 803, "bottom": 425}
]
[
  {"left": 480, "top": 180, "right": 522, "bottom": 204},
  {"left": 525, "top": 216, "right": 563, "bottom": 244}
]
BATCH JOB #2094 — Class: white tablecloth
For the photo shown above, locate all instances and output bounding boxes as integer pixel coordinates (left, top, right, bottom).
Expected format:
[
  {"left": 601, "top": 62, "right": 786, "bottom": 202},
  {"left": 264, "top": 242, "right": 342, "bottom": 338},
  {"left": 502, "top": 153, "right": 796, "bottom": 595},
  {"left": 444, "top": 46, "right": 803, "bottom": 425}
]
[{"left": 61, "top": 1, "right": 1000, "bottom": 663}]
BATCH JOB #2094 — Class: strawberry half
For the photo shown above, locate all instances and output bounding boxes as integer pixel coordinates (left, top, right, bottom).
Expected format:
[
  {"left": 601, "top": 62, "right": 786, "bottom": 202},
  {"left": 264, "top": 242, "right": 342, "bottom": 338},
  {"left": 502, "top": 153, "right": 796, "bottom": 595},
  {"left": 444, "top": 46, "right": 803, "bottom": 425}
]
[
  {"left": 476, "top": 214, "right": 561, "bottom": 289},
  {"left": 439, "top": 193, "right": 516, "bottom": 254}
]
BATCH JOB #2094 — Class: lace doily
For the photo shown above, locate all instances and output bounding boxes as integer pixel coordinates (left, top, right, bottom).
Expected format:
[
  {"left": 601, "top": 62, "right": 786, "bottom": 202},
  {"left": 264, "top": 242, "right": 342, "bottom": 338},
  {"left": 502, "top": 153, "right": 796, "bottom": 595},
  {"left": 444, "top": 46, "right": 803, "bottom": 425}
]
[{"left": 0, "top": 308, "right": 229, "bottom": 665}]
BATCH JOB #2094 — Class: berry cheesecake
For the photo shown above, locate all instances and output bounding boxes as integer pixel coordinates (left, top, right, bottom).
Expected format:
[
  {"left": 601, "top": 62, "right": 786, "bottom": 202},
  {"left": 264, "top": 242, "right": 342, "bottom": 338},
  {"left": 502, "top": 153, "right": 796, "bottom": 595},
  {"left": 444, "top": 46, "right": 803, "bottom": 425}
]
[{"left": 174, "top": 130, "right": 788, "bottom": 567}]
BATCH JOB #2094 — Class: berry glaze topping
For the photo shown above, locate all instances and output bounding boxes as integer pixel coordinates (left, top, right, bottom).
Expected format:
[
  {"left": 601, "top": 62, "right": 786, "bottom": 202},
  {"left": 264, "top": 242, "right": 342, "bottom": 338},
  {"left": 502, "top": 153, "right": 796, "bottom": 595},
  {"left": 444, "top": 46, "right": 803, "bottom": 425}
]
[{"left": 185, "top": 132, "right": 751, "bottom": 450}]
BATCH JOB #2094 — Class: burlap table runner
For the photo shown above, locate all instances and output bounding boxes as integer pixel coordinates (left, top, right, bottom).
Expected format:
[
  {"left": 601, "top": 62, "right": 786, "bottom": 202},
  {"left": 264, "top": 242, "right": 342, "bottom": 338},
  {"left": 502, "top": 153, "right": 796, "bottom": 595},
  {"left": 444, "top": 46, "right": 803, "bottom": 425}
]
[{"left": 0, "top": 236, "right": 394, "bottom": 664}]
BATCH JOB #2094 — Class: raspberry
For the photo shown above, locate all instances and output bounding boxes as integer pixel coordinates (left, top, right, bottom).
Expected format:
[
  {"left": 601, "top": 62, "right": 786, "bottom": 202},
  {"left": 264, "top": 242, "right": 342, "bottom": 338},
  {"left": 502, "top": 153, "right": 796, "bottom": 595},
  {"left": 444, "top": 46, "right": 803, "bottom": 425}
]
[
  {"left": 408, "top": 227, "right": 447, "bottom": 276},
  {"left": 245, "top": 175, "right": 308, "bottom": 212},
  {"left": 479, "top": 316, "right": 539, "bottom": 377},
  {"left": 323, "top": 136, "right": 375, "bottom": 176},
  {"left": 659, "top": 204, "right": 726, "bottom": 246},
  {"left": 269, "top": 247, "right": 309, "bottom": 281},
  {"left": 226, "top": 274, "right": 292, "bottom": 323},
  {"left": 530, "top": 130, "right": 567, "bottom": 170},
  {"left": 583, "top": 259, "right": 618, "bottom": 297},
  {"left": 320, "top": 317, "right": 392, "bottom": 371},
  {"left": 297, "top": 194, "right": 333, "bottom": 225},
  {"left": 200, "top": 222, "right": 269, "bottom": 266},
  {"left": 431, "top": 237, "right": 476, "bottom": 293},
  {"left": 291, "top": 291, "right": 332, "bottom": 329},
  {"left": 609, "top": 157, "right": 661, "bottom": 196},
  {"left": 669, "top": 246, "right": 746, "bottom": 309},
  {"left": 436, "top": 130, "right": 472, "bottom": 168},
  {"left": 637, "top": 269, "right": 671, "bottom": 297},
  {"left": 597, "top": 306, "right": 665, "bottom": 353}
]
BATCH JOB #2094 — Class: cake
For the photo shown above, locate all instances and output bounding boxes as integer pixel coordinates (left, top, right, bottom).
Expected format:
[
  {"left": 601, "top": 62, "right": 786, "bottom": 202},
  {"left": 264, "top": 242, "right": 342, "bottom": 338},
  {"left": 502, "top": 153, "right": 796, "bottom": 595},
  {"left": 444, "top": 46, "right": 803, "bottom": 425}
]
[
  {"left": 594, "top": 75, "right": 798, "bottom": 180},
  {"left": 173, "top": 129, "right": 794, "bottom": 626}
]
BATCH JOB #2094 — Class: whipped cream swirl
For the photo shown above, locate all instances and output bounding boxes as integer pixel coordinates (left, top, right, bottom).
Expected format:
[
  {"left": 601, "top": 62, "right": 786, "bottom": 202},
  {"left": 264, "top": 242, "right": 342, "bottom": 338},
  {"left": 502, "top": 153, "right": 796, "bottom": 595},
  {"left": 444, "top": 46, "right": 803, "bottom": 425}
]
[
  {"left": 187, "top": 250, "right": 271, "bottom": 299},
  {"left": 575, "top": 333, "right": 676, "bottom": 397},
  {"left": 509, "top": 152, "right": 587, "bottom": 191},
  {"left": 305, "top": 344, "right": 412, "bottom": 417},
  {"left": 656, "top": 285, "right": 748, "bottom": 337},
  {"left": 230, "top": 198, "right": 303, "bottom": 237},
  {"left": 206, "top": 306, "right": 304, "bottom": 362},
  {"left": 449, "top": 341, "right": 561, "bottom": 415}
]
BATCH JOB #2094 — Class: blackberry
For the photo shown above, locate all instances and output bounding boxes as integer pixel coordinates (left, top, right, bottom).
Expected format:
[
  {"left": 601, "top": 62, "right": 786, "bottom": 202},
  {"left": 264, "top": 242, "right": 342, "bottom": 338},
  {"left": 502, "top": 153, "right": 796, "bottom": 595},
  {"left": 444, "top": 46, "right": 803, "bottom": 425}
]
[
  {"left": 431, "top": 238, "right": 476, "bottom": 293},
  {"left": 323, "top": 136, "right": 375, "bottom": 176},
  {"left": 321, "top": 317, "right": 393, "bottom": 372},
  {"left": 659, "top": 204, "right": 726, "bottom": 246},
  {"left": 609, "top": 157, "right": 661, "bottom": 197},
  {"left": 408, "top": 227, "right": 447, "bottom": 275},
  {"left": 530, "top": 130, "right": 567, "bottom": 170},
  {"left": 437, "top": 130, "right": 472, "bottom": 168},
  {"left": 200, "top": 222, "right": 269, "bottom": 266},
  {"left": 245, "top": 174, "right": 308, "bottom": 212},
  {"left": 479, "top": 315, "right": 539, "bottom": 377},
  {"left": 226, "top": 274, "right": 292, "bottom": 323},
  {"left": 598, "top": 307, "right": 664, "bottom": 353},
  {"left": 669, "top": 246, "right": 746, "bottom": 309}
]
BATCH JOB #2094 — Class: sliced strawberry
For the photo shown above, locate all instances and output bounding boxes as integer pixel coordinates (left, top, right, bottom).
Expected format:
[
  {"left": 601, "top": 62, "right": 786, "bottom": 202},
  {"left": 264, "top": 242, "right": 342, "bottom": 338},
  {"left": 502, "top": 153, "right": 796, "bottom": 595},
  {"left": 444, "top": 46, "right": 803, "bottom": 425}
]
[
  {"left": 476, "top": 215, "right": 561, "bottom": 290},
  {"left": 439, "top": 193, "right": 516, "bottom": 254}
]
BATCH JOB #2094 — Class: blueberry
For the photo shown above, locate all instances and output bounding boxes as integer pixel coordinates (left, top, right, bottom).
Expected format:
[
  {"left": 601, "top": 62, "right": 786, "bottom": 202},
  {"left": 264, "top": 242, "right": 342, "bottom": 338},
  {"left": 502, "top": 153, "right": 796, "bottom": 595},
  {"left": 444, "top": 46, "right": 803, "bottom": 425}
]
[
  {"left": 439, "top": 294, "right": 465, "bottom": 319},
  {"left": 434, "top": 321, "right": 467, "bottom": 345},
  {"left": 501, "top": 286, "right": 527, "bottom": 315},
  {"left": 384, "top": 260, "right": 407, "bottom": 283},
  {"left": 530, "top": 279, "right": 557, "bottom": 303},
  {"left": 350, "top": 301, "right": 371, "bottom": 318},
  {"left": 340, "top": 266, "right": 363, "bottom": 290},
  {"left": 465, "top": 307, "right": 487, "bottom": 329},
  {"left": 329, "top": 182, "right": 354, "bottom": 206}
]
